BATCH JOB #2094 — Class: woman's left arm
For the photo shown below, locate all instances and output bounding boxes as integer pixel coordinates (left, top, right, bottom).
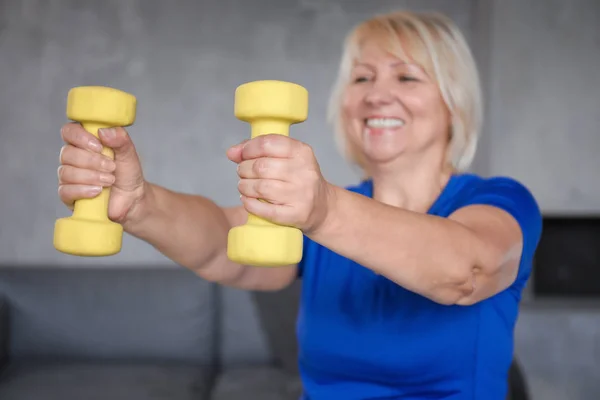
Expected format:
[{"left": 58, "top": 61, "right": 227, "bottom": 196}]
[
  {"left": 309, "top": 186, "right": 525, "bottom": 305},
  {"left": 232, "top": 134, "right": 540, "bottom": 306}
]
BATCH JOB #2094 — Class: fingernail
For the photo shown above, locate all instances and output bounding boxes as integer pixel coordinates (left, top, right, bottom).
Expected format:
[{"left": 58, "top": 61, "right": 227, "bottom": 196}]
[
  {"left": 100, "top": 158, "right": 116, "bottom": 172},
  {"left": 99, "top": 128, "right": 116, "bottom": 139},
  {"left": 99, "top": 174, "right": 115, "bottom": 184},
  {"left": 88, "top": 186, "right": 102, "bottom": 195},
  {"left": 88, "top": 139, "right": 103, "bottom": 152}
]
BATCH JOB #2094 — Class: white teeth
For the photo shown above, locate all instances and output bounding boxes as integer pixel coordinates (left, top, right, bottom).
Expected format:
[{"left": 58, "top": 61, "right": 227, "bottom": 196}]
[{"left": 365, "top": 118, "right": 405, "bottom": 128}]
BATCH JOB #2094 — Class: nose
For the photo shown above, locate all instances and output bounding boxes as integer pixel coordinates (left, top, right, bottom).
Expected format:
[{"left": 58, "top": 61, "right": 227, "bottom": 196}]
[{"left": 364, "top": 81, "right": 395, "bottom": 106}]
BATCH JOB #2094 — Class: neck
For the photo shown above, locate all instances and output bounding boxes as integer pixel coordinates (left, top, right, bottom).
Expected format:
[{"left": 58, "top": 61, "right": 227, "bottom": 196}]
[{"left": 366, "top": 153, "right": 454, "bottom": 213}]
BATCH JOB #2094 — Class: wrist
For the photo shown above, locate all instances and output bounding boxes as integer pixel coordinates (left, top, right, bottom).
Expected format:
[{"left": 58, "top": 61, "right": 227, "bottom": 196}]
[
  {"left": 306, "top": 181, "right": 339, "bottom": 238},
  {"left": 122, "top": 180, "right": 155, "bottom": 236}
]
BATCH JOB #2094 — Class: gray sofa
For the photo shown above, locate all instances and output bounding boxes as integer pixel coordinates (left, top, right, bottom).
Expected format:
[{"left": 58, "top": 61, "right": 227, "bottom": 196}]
[
  {"left": 0, "top": 266, "right": 302, "bottom": 400},
  {"left": 0, "top": 266, "right": 528, "bottom": 400}
]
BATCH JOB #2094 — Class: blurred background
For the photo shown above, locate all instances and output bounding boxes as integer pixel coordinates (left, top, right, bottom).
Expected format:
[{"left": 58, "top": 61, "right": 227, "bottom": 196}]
[{"left": 0, "top": 0, "right": 599, "bottom": 399}]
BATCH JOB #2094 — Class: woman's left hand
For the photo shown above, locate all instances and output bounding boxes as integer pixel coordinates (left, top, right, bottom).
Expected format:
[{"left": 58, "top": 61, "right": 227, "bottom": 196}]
[{"left": 226, "top": 134, "right": 333, "bottom": 234}]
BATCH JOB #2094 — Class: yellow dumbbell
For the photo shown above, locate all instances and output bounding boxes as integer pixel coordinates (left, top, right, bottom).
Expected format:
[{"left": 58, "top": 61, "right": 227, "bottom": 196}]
[
  {"left": 227, "top": 80, "right": 308, "bottom": 267},
  {"left": 54, "top": 86, "right": 137, "bottom": 256}
]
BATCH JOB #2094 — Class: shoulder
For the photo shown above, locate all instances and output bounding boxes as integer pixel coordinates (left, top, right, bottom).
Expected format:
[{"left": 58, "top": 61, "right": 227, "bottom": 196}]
[
  {"left": 452, "top": 173, "right": 543, "bottom": 283},
  {"left": 452, "top": 173, "right": 541, "bottom": 222}
]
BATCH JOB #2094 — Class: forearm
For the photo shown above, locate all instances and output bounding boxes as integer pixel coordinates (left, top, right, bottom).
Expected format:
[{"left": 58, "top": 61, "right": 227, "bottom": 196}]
[
  {"left": 311, "top": 185, "right": 485, "bottom": 304},
  {"left": 124, "top": 182, "right": 243, "bottom": 281}
]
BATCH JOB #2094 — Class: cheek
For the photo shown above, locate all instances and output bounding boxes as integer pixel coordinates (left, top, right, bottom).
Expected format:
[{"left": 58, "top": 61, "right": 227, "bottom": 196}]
[
  {"left": 341, "top": 96, "right": 352, "bottom": 117},
  {"left": 428, "top": 96, "right": 451, "bottom": 130},
  {"left": 341, "top": 88, "right": 364, "bottom": 116},
  {"left": 410, "top": 92, "right": 449, "bottom": 125},
  {"left": 404, "top": 91, "right": 436, "bottom": 115}
]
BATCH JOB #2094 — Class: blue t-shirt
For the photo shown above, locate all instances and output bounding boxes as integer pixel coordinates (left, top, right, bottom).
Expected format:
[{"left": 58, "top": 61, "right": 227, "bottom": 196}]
[{"left": 296, "top": 173, "right": 542, "bottom": 400}]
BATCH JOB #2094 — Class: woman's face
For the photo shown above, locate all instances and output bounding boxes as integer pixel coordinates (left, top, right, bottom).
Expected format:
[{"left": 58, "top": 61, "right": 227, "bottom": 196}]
[{"left": 341, "top": 39, "right": 451, "bottom": 169}]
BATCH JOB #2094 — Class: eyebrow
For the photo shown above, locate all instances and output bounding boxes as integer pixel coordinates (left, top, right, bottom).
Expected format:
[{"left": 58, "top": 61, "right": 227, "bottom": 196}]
[
  {"left": 353, "top": 61, "right": 419, "bottom": 69},
  {"left": 351, "top": 61, "right": 429, "bottom": 79}
]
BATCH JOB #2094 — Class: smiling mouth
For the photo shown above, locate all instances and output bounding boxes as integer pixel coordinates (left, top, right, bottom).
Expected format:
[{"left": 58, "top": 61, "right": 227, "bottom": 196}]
[{"left": 364, "top": 117, "right": 405, "bottom": 129}]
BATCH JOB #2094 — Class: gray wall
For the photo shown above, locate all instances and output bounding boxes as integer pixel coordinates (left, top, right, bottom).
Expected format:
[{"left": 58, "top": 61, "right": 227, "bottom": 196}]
[
  {"left": 1, "top": 0, "right": 599, "bottom": 398},
  {"left": 487, "top": 0, "right": 600, "bottom": 213},
  {"left": 487, "top": 1, "right": 600, "bottom": 399}
]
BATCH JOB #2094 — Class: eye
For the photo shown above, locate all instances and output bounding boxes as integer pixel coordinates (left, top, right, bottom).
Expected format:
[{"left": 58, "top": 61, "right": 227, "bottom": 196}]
[
  {"left": 353, "top": 76, "right": 370, "bottom": 83},
  {"left": 399, "top": 75, "right": 417, "bottom": 82}
]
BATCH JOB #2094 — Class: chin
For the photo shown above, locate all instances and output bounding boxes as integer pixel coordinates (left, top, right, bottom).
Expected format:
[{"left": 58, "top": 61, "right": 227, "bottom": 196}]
[
  {"left": 361, "top": 134, "right": 408, "bottom": 162},
  {"left": 363, "top": 149, "right": 406, "bottom": 166}
]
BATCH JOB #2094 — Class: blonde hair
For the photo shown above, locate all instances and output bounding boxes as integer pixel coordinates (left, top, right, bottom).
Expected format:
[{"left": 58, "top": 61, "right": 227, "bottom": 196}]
[{"left": 327, "top": 10, "right": 483, "bottom": 172}]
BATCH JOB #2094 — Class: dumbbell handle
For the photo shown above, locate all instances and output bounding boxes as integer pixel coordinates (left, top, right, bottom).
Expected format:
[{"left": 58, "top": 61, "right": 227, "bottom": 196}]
[
  {"left": 247, "top": 118, "right": 291, "bottom": 226},
  {"left": 71, "top": 122, "right": 114, "bottom": 222}
]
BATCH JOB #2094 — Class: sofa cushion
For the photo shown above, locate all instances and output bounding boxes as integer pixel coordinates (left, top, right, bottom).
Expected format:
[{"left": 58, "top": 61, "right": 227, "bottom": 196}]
[
  {"left": 0, "top": 361, "right": 213, "bottom": 400},
  {"left": 0, "top": 267, "right": 217, "bottom": 363},
  {"left": 211, "top": 366, "right": 303, "bottom": 400}
]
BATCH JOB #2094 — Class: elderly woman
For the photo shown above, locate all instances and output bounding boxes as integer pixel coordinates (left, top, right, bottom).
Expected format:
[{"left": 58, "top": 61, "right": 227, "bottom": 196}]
[{"left": 57, "top": 10, "right": 541, "bottom": 400}]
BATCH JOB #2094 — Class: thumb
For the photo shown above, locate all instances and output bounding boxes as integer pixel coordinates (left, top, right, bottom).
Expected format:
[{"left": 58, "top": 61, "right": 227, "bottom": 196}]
[
  {"left": 226, "top": 139, "right": 249, "bottom": 164},
  {"left": 98, "top": 127, "right": 144, "bottom": 190},
  {"left": 98, "top": 127, "right": 138, "bottom": 161}
]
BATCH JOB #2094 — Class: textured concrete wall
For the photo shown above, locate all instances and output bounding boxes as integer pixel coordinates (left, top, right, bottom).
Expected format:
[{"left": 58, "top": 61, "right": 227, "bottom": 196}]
[
  {"left": 0, "top": 0, "right": 599, "bottom": 398},
  {"left": 487, "top": 0, "right": 600, "bottom": 214},
  {"left": 488, "top": 1, "right": 600, "bottom": 398}
]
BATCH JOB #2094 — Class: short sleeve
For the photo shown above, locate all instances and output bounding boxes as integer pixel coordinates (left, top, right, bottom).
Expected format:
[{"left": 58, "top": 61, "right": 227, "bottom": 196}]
[
  {"left": 459, "top": 177, "right": 543, "bottom": 288},
  {"left": 297, "top": 234, "right": 311, "bottom": 279}
]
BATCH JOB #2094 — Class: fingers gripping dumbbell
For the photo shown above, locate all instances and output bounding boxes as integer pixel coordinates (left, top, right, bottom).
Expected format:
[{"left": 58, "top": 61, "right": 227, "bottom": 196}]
[
  {"left": 227, "top": 80, "right": 308, "bottom": 267},
  {"left": 54, "top": 86, "right": 136, "bottom": 256}
]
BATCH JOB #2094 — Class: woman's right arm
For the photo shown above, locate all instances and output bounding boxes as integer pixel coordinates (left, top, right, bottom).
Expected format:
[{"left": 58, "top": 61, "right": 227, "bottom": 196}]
[
  {"left": 57, "top": 123, "right": 297, "bottom": 291},
  {"left": 125, "top": 183, "right": 298, "bottom": 291}
]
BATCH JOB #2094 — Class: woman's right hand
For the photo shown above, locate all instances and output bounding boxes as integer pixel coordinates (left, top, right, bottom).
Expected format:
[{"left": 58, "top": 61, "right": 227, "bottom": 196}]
[{"left": 58, "top": 122, "right": 147, "bottom": 226}]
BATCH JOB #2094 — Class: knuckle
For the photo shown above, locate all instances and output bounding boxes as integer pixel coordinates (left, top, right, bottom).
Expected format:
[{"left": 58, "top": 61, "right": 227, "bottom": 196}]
[
  {"left": 256, "top": 179, "right": 271, "bottom": 196},
  {"left": 279, "top": 136, "right": 292, "bottom": 152},
  {"left": 291, "top": 137, "right": 302, "bottom": 149},
  {"left": 255, "top": 179, "right": 266, "bottom": 196},
  {"left": 300, "top": 142, "right": 313, "bottom": 157},
  {"left": 254, "top": 159, "right": 268, "bottom": 176},
  {"left": 308, "top": 171, "right": 320, "bottom": 185},
  {"left": 75, "top": 129, "right": 88, "bottom": 145},
  {"left": 264, "top": 134, "right": 283, "bottom": 148},
  {"left": 114, "top": 127, "right": 129, "bottom": 139},
  {"left": 259, "top": 135, "right": 271, "bottom": 150}
]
